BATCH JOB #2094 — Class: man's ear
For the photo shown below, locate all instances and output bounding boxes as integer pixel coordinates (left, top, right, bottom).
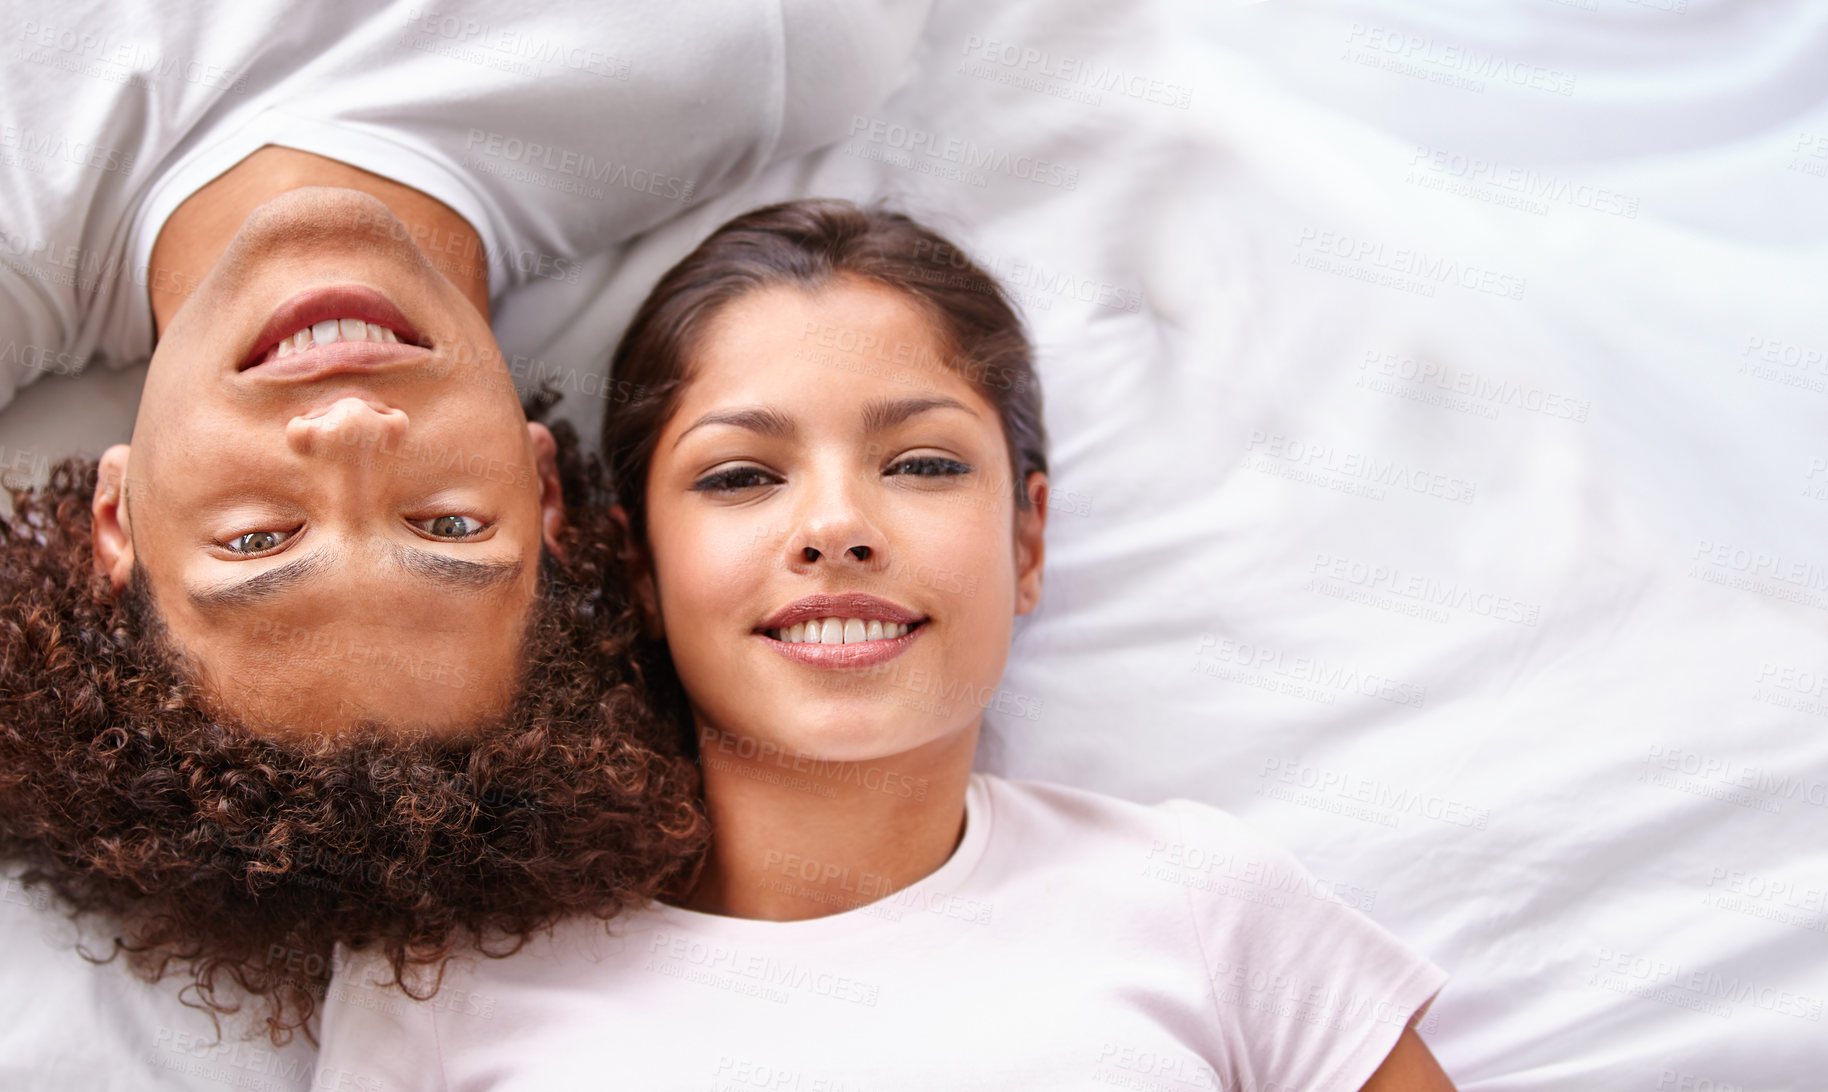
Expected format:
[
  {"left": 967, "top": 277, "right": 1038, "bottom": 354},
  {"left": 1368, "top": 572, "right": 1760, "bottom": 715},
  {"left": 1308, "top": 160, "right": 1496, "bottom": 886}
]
[
  {"left": 91, "top": 444, "right": 135, "bottom": 591},
  {"left": 609, "top": 504, "right": 664, "bottom": 639},
  {"left": 1014, "top": 470, "right": 1047, "bottom": 616},
  {"left": 528, "top": 422, "right": 567, "bottom": 561}
]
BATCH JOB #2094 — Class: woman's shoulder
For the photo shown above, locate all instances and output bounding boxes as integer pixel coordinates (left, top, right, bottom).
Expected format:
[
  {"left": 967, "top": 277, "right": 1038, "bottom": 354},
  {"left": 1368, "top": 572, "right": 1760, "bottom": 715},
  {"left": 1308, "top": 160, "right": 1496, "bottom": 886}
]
[
  {"left": 976, "top": 774, "right": 1447, "bottom": 1065},
  {"left": 976, "top": 773, "right": 1298, "bottom": 883},
  {"left": 983, "top": 772, "right": 1267, "bottom": 833}
]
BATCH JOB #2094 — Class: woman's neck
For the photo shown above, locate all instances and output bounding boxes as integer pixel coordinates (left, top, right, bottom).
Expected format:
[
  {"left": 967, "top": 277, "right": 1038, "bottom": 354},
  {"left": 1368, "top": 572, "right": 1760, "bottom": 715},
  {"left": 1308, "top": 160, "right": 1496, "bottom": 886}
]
[
  {"left": 147, "top": 145, "right": 491, "bottom": 336},
  {"left": 681, "top": 720, "right": 981, "bottom": 922}
]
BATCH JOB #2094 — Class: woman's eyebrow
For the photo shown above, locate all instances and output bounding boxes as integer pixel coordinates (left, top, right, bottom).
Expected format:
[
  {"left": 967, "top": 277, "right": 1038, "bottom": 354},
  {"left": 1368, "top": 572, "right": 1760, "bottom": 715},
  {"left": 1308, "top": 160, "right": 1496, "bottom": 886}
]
[
  {"left": 672, "top": 397, "right": 977, "bottom": 450},
  {"left": 859, "top": 395, "right": 978, "bottom": 432},
  {"left": 672, "top": 406, "right": 797, "bottom": 449}
]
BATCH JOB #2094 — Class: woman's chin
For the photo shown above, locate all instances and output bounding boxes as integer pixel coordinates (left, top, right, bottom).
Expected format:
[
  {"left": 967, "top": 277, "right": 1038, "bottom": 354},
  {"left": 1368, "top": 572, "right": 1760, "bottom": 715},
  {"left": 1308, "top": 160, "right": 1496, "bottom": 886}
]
[
  {"left": 709, "top": 705, "right": 960, "bottom": 768},
  {"left": 787, "top": 718, "right": 938, "bottom": 766}
]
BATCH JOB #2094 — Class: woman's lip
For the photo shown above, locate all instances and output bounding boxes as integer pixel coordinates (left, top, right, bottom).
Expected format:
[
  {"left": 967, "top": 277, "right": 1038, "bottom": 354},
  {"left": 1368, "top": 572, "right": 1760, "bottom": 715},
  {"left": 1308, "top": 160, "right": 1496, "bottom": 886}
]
[
  {"left": 241, "top": 285, "right": 425, "bottom": 370},
  {"left": 757, "top": 593, "right": 924, "bottom": 631},
  {"left": 758, "top": 623, "right": 923, "bottom": 669}
]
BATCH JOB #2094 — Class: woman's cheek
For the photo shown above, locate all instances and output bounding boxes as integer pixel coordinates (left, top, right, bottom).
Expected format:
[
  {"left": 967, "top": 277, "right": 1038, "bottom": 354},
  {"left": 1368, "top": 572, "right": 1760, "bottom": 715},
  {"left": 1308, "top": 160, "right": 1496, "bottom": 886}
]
[
  {"left": 665, "top": 522, "right": 743, "bottom": 618},
  {"left": 700, "top": 518, "right": 768, "bottom": 576},
  {"left": 930, "top": 517, "right": 1014, "bottom": 630}
]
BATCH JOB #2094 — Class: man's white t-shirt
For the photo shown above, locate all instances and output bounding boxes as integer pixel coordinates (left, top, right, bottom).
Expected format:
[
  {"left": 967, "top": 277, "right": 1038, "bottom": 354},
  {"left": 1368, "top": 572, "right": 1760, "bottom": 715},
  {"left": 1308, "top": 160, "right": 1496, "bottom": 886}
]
[
  {"left": 315, "top": 774, "right": 1447, "bottom": 1092},
  {"left": 0, "top": 0, "right": 928, "bottom": 410}
]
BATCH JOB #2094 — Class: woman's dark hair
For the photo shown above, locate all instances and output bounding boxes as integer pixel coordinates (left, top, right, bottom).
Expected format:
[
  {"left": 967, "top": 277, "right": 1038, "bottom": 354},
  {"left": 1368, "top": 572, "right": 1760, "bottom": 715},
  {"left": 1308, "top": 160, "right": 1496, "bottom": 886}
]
[
  {"left": 0, "top": 420, "right": 709, "bottom": 1047},
  {"left": 601, "top": 198, "right": 1048, "bottom": 549}
]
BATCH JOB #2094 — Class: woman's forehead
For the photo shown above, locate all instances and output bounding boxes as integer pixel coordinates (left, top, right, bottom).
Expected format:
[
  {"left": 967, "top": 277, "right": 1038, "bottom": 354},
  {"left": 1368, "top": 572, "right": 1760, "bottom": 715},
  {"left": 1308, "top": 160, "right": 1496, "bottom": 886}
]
[{"left": 683, "top": 281, "right": 963, "bottom": 402}]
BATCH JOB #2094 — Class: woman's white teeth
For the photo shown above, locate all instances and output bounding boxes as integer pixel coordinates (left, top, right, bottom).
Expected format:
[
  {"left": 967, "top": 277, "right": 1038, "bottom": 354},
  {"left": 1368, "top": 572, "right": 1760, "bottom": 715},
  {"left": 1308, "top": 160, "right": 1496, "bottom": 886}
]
[
  {"left": 776, "top": 618, "right": 911, "bottom": 644},
  {"left": 272, "top": 318, "right": 401, "bottom": 358}
]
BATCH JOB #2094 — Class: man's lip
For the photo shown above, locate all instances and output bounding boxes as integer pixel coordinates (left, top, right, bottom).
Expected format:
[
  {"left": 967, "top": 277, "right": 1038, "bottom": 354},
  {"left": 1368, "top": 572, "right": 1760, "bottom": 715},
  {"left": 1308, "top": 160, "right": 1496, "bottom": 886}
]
[
  {"left": 756, "top": 594, "right": 925, "bottom": 631},
  {"left": 245, "top": 340, "right": 431, "bottom": 382},
  {"left": 240, "top": 285, "right": 426, "bottom": 371}
]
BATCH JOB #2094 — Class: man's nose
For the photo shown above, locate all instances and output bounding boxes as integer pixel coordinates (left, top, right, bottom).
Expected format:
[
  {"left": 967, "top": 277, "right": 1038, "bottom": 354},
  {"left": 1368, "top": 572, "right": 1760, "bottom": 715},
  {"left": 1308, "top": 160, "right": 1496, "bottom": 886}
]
[{"left": 285, "top": 397, "right": 409, "bottom": 457}]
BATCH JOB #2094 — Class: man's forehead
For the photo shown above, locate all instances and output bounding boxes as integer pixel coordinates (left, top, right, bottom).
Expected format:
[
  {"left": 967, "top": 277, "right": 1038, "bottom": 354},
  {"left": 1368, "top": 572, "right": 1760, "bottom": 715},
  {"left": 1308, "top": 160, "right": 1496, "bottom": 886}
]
[
  {"left": 189, "top": 607, "right": 527, "bottom": 737},
  {"left": 147, "top": 551, "right": 539, "bottom": 737}
]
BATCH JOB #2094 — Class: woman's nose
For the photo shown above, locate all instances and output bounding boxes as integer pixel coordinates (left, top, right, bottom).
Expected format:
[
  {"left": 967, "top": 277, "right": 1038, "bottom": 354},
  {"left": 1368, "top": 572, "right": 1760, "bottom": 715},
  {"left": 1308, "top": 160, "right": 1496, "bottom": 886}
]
[
  {"left": 789, "top": 474, "right": 889, "bottom": 571},
  {"left": 800, "top": 543, "right": 875, "bottom": 563},
  {"left": 285, "top": 397, "right": 409, "bottom": 457}
]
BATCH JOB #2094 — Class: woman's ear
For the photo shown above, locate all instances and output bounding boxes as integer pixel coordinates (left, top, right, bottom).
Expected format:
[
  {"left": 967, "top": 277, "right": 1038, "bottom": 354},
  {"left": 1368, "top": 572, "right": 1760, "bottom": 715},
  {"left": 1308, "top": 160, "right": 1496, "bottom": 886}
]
[
  {"left": 91, "top": 444, "right": 135, "bottom": 591},
  {"left": 1014, "top": 470, "right": 1047, "bottom": 616},
  {"left": 609, "top": 504, "right": 664, "bottom": 640},
  {"left": 528, "top": 422, "right": 567, "bottom": 561}
]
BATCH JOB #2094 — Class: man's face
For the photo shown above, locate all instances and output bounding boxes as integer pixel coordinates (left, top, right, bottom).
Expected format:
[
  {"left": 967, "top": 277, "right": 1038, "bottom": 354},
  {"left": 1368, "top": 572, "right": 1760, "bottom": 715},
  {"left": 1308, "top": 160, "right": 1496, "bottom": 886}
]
[{"left": 93, "top": 187, "right": 563, "bottom": 736}]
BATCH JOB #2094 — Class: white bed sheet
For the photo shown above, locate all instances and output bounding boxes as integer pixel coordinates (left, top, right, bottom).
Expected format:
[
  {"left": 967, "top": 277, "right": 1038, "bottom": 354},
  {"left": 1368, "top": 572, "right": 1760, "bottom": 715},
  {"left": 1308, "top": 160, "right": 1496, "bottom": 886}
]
[{"left": 3, "top": 0, "right": 1825, "bottom": 1088}]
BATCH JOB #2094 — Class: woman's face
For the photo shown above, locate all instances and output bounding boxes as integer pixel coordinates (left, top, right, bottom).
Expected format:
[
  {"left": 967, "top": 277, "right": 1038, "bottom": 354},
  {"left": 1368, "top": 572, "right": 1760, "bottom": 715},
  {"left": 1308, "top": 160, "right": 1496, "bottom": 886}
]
[{"left": 636, "top": 278, "right": 1046, "bottom": 763}]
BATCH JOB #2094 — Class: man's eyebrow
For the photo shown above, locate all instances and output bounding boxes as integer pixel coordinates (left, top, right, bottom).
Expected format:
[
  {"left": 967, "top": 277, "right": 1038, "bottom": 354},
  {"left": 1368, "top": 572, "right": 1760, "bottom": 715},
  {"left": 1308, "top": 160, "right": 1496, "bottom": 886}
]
[
  {"left": 184, "top": 544, "right": 523, "bottom": 614},
  {"left": 388, "top": 545, "right": 524, "bottom": 591},
  {"left": 859, "top": 396, "right": 978, "bottom": 433},
  {"left": 186, "top": 548, "right": 338, "bottom": 613},
  {"left": 672, "top": 406, "right": 798, "bottom": 449}
]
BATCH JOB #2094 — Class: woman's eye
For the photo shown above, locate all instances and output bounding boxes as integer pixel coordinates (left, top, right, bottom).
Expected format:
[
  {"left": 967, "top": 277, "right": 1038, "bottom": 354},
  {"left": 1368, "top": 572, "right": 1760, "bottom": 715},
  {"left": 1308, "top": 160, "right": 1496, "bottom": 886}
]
[
  {"left": 225, "top": 529, "right": 294, "bottom": 555},
  {"left": 413, "top": 514, "right": 489, "bottom": 539},
  {"left": 690, "top": 466, "right": 781, "bottom": 493},
  {"left": 888, "top": 456, "right": 972, "bottom": 478}
]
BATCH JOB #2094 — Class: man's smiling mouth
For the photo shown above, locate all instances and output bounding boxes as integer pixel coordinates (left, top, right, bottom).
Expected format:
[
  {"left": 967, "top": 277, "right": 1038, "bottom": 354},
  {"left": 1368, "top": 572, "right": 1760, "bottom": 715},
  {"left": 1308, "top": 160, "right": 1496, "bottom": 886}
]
[
  {"left": 258, "top": 317, "right": 405, "bottom": 364},
  {"left": 240, "top": 284, "right": 430, "bottom": 373}
]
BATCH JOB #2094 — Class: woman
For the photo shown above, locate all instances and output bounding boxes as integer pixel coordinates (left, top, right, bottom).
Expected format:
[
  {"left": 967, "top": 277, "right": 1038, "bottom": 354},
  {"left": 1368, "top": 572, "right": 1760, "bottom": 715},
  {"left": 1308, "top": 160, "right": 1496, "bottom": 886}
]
[{"left": 313, "top": 199, "right": 1455, "bottom": 1089}]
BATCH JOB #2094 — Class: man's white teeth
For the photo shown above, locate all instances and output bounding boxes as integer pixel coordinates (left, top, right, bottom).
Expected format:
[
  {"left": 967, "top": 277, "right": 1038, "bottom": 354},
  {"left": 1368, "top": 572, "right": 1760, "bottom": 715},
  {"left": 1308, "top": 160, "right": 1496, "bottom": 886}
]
[
  {"left": 774, "top": 618, "right": 912, "bottom": 644},
  {"left": 272, "top": 318, "right": 401, "bottom": 358}
]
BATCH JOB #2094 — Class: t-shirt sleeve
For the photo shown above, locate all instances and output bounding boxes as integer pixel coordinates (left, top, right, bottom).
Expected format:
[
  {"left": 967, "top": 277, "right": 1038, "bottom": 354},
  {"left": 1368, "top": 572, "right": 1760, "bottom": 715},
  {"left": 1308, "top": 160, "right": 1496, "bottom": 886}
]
[
  {"left": 1162, "top": 800, "right": 1448, "bottom": 1092},
  {"left": 314, "top": 943, "right": 449, "bottom": 1092},
  {"left": 0, "top": 268, "right": 67, "bottom": 416}
]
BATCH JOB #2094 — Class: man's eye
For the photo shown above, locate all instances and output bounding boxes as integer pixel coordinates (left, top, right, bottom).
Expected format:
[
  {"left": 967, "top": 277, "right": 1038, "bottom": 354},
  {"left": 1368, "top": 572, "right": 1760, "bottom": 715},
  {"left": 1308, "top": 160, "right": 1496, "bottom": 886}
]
[
  {"left": 225, "top": 529, "right": 294, "bottom": 555},
  {"left": 413, "top": 514, "right": 489, "bottom": 538},
  {"left": 690, "top": 467, "right": 780, "bottom": 493},
  {"left": 888, "top": 456, "right": 972, "bottom": 477}
]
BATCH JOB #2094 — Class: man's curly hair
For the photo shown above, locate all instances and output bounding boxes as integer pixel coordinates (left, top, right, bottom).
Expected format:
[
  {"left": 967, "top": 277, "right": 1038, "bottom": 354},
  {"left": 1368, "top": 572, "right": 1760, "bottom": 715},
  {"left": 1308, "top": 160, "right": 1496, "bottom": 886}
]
[{"left": 0, "top": 420, "right": 708, "bottom": 1047}]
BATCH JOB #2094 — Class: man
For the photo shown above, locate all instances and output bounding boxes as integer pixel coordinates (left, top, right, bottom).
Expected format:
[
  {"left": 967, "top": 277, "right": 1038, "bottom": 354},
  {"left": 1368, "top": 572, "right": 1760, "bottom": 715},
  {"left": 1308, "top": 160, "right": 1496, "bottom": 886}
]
[{"left": 0, "top": 0, "right": 928, "bottom": 1071}]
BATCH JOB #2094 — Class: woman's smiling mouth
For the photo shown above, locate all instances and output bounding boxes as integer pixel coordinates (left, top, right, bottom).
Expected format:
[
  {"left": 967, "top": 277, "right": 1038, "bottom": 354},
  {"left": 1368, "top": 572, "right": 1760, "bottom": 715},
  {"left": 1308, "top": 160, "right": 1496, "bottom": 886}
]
[
  {"left": 756, "top": 593, "right": 928, "bottom": 668},
  {"left": 768, "top": 618, "right": 915, "bottom": 644}
]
